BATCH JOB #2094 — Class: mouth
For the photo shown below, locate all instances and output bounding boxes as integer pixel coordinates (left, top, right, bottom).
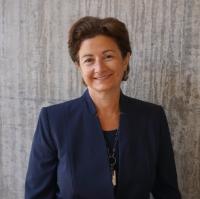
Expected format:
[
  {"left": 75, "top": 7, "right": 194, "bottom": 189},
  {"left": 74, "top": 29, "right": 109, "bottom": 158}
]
[{"left": 94, "top": 74, "right": 112, "bottom": 80}]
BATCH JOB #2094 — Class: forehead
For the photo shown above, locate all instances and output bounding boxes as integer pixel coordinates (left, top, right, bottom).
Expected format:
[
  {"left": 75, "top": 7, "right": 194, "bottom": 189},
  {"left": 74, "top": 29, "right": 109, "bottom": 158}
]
[{"left": 78, "top": 35, "right": 120, "bottom": 56}]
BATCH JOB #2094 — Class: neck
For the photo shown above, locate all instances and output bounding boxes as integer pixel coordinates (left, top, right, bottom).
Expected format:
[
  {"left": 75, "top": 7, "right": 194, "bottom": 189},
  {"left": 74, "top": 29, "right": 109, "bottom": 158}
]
[{"left": 88, "top": 88, "right": 120, "bottom": 115}]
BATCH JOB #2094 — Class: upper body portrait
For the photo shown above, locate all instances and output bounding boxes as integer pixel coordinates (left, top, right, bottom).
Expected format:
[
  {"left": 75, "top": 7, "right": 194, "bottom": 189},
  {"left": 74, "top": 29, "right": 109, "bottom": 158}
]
[{"left": 25, "top": 16, "right": 181, "bottom": 199}]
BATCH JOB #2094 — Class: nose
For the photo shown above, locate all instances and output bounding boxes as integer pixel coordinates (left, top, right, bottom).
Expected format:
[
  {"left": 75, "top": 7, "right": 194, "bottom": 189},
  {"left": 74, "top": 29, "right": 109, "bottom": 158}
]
[{"left": 94, "top": 58, "right": 106, "bottom": 73}]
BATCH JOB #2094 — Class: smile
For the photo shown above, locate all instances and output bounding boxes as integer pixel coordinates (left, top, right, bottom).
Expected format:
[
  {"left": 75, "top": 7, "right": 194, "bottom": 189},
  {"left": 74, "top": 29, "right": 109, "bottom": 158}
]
[{"left": 94, "top": 74, "right": 112, "bottom": 80}]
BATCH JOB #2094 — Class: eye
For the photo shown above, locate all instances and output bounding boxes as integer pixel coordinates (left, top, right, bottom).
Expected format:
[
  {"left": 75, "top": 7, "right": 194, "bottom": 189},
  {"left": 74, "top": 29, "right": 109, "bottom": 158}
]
[
  {"left": 83, "top": 58, "right": 94, "bottom": 65},
  {"left": 85, "top": 58, "right": 92, "bottom": 62},
  {"left": 104, "top": 54, "right": 114, "bottom": 60}
]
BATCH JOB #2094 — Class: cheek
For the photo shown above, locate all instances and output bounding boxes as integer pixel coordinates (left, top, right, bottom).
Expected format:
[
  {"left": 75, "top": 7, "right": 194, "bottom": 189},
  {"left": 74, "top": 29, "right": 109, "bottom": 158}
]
[
  {"left": 80, "top": 70, "right": 92, "bottom": 80},
  {"left": 116, "top": 64, "right": 125, "bottom": 75},
  {"left": 116, "top": 67, "right": 126, "bottom": 80}
]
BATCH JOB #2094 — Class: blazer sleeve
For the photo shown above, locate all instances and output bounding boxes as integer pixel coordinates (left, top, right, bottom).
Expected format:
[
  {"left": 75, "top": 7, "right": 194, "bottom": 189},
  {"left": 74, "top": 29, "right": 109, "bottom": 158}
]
[
  {"left": 25, "top": 108, "right": 58, "bottom": 199},
  {"left": 151, "top": 107, "right": 181, "bottom": 199}
]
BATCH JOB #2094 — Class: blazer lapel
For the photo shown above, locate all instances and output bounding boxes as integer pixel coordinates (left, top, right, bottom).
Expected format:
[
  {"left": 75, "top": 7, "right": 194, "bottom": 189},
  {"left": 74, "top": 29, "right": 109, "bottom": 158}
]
[
  {"left": 70, "top": 90, "right": 115, "bottom": 199},
  {"left": 117, "top": 93, "right": 152, "bottom": 198},
  {"left": 70, "top": 90, "right": 150, "bottom": 198}
]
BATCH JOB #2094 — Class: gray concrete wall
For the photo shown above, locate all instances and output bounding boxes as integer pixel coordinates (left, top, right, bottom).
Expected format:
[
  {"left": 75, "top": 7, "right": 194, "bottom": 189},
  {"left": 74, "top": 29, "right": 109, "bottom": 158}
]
[{"left": 0, "top": 0, "right": 200, "bottom": 198}]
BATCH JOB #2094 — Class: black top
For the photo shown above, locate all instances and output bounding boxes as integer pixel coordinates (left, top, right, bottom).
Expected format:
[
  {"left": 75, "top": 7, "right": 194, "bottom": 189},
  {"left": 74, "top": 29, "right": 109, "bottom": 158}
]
[{"left": 103, "top": 130, "right": 119, "bottom": 198}]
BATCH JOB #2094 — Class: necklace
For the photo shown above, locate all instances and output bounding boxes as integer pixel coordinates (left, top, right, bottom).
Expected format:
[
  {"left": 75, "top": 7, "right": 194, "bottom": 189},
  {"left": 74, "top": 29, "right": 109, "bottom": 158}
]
[{"left": 104, "top": 129, "right": 119, "bottom": 186}]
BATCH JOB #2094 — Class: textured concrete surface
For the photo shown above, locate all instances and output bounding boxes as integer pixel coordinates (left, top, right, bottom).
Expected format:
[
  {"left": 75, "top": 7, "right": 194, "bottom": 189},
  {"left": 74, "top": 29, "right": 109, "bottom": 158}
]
[{"left": 0, "top": 0, "right": 200, "bottom": 199}]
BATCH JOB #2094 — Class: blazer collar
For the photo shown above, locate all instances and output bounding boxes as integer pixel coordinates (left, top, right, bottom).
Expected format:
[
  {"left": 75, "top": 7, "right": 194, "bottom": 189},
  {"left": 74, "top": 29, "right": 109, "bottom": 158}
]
[
  {"left": 82, "top": 89, "right": 129, "bottom": 115},
  {"left": 82, "top": 89, "right": 97, "bottom": 115}
]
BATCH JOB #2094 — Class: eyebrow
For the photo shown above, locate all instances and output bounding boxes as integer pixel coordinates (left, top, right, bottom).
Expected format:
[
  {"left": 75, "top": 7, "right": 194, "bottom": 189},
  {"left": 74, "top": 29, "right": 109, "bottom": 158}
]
[
  {"left": 102, "top": 49, "right": 116, "bottom": 54},
  {"left": 80, "top": 54, "right": 93, "bottom": 59},
  {"left": 80, "top": 50, "right": 116, "bottom": 59}
]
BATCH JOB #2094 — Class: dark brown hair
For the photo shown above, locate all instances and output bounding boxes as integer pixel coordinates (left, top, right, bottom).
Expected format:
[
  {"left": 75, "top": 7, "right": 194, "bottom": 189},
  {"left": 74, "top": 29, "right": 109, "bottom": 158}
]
[{"left": 68, "top": 16, "right": 132, "bottom": 81}]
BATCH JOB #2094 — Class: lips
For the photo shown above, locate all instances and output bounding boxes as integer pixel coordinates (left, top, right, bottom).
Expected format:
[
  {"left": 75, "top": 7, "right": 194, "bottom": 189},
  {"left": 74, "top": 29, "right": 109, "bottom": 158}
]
[{"left": 94, "top": 74, "right": 112, "bottom": 80}]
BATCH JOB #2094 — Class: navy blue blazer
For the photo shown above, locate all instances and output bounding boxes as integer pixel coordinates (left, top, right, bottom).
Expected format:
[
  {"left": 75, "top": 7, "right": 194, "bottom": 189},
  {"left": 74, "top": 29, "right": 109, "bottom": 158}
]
[{"left": 25, "top": 89, "right": 181, "bottom": 199}]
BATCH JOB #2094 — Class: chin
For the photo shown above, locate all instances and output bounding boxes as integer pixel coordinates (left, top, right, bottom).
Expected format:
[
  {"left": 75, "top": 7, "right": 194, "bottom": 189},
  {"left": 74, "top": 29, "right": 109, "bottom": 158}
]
[{"left": 90, "top": 84, "right": 120, "bottom": 93}]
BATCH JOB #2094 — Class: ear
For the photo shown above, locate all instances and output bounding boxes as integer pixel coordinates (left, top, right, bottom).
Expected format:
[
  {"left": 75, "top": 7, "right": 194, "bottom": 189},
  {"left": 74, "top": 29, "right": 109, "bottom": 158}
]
[
  {"left": 75, "top": 61, "right": 80, "bottom": 69},
  {"left": 74, "top": 61, "right": 80, "bottom": 68},
  {"left": 123, "top": 52, "right": 131, "bottom": 70}
]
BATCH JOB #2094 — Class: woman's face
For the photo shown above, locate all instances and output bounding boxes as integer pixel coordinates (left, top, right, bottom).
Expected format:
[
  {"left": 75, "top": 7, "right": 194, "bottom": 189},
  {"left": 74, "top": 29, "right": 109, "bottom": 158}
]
[{"left": 76, "top": 35, "right": 130, "bottom": 94}]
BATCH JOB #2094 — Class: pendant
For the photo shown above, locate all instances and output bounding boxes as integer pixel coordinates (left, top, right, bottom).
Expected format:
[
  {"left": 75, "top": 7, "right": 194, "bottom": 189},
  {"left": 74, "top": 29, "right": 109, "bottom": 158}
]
[{"left": 112, "top": 170, "right": 116, "bottom": 186}]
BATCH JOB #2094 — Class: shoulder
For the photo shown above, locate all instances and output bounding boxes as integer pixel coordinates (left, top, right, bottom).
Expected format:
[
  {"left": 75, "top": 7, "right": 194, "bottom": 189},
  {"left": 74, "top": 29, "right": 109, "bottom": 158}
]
[
  {"left": 121, "top": 95, "right": 169, "bottom": 136},
  {"left": 45, "top": 96, "right": 83, "bottom": 111},
  {"left": 122, "top": 94, "right": 163, "bottom": 112},
  {"left": 39, "top": 96, "right": 84, "bottom": 122}
]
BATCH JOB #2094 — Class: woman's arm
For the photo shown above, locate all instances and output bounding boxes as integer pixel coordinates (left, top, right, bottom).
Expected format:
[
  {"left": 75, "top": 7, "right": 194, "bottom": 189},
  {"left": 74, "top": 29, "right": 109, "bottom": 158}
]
[
  {"left": 151, "top": 107, "right": 181, "bottom": 199},
  {"left": 25, "top": 108, "right": 58, "bottom": 199}
]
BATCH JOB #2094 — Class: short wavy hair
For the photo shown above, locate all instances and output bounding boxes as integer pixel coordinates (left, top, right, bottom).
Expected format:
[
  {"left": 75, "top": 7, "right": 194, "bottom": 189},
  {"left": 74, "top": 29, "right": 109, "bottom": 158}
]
[{"left": 68, "top": 16, "right": 132, "bottom": 81}]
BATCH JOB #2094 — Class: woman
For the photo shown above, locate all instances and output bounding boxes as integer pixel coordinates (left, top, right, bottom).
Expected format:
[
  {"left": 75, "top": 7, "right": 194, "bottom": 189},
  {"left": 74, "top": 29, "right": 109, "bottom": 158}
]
[{"left": 25, "top": 16, "right": 181, "bottom": 199}]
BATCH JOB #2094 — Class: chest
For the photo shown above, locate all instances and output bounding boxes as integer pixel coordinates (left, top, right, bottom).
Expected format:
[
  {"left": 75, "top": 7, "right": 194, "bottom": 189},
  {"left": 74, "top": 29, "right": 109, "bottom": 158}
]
[{"left": 54, "top": 113, "right": 157, "bottom": 198}]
